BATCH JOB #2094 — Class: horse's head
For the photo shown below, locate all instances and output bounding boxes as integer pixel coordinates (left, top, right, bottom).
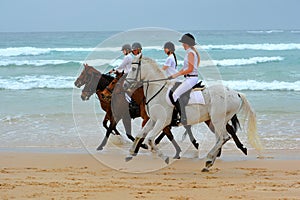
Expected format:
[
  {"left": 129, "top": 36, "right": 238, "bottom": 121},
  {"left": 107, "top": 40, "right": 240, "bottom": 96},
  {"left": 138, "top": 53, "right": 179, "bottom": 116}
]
[
  {"left": 101, "top": 71, "right": 124, "bottom": 101},
  {"left": 75, "top": 63, "right": 90, "bottom": 88},
  {"left": 75, "top": 64, "right": 102, "bottom": 101},
  {"left": 124, "top": 56, "right": 144, "bottom": 92}
]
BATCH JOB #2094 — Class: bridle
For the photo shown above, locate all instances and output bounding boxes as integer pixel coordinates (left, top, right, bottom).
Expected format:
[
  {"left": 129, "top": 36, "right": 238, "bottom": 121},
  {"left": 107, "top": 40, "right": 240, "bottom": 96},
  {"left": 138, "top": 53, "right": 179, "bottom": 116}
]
[
  {"left": 125, "top": 56, "right": 170, "bottom": 107},
  {"left": 82, "top": 66, "right": 101, "bottom": 94}
]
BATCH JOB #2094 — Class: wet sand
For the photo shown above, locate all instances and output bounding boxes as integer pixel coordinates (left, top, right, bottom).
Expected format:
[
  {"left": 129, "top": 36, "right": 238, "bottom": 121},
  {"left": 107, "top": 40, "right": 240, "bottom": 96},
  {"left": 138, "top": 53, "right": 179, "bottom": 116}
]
[{"left": 1, "top": 150, "right": 300, "bottom": 200}]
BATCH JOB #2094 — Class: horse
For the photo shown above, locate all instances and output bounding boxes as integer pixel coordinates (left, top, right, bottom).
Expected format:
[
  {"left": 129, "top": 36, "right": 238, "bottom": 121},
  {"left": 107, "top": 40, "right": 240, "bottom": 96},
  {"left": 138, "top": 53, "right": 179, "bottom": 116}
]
[
  {"left": 103, "top": 70, "right": 248, "bottom": 160},
  {"left": 124, "top": 55, "right": 262, "bottom": 172},
  {"left": 101, "top": 71, "right": 192, "bottom": 159},
  {"left": 74, "top": 64, "right": 147, "bottom": 150}
]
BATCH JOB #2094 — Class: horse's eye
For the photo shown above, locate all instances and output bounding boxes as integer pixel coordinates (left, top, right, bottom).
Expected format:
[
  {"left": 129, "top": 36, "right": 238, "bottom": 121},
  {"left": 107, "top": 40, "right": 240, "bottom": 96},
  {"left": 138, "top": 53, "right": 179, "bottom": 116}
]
[{"left": 132, "top": 68, "right": 136, "bottom": 72}]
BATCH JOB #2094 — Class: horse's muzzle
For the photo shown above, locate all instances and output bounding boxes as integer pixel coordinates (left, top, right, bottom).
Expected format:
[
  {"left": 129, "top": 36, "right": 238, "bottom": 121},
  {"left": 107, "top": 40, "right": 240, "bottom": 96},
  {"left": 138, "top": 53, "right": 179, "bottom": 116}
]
[{"left": 81, "top": 94, "right": 90, "bottom": 101}]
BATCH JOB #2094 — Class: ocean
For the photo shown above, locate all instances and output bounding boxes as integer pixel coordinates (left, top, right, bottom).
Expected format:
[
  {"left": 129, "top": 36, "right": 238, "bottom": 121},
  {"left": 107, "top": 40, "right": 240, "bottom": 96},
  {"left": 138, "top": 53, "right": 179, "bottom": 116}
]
[{"left": 0, "top": 30, "right": 299, "bottom": 154}]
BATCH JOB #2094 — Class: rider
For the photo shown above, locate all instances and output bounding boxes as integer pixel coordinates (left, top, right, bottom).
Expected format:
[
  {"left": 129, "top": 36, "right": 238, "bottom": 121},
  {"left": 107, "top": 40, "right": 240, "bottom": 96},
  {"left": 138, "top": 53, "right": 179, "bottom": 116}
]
[
  {"left": 109, "top": 44, "right": 133, "bottom": 74},
  {"left": 162, "top": 41, "right": 178, "bottom": 77},
  {"left": 169, "top": 33, "right": 200, "bottom": 125},
  {"left": 131, "top": 42, "right": 142, "bottom": 57}
]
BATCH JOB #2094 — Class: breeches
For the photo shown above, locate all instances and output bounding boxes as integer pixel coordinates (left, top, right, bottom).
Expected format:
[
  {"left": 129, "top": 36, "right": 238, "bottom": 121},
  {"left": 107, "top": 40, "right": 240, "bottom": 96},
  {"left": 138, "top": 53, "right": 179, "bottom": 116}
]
[{"left": 172, "top": 77, "right": 198, "bottom": 102}]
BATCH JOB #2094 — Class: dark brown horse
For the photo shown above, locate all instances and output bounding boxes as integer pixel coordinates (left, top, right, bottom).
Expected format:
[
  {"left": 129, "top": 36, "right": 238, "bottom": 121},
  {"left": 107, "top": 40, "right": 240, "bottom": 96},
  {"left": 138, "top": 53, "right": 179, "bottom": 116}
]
[
  {"left": 102, "top": 72, "right": 247, "bottom": 158},
  {"left": 74, "top": 64, "right": 147, "bottom": 151}
]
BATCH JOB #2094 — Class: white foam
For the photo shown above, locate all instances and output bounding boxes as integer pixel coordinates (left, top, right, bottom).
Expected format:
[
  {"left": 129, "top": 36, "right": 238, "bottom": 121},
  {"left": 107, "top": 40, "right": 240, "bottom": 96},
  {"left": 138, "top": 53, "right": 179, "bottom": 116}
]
[
  {"left": 0, "top": 59, "right": 82, "bottom": 66},
  {"left": 1, "top": 43, "right": 300, "bottom": 57},
  {"left": 222, "top": 80, "right": 300, "bottom": 91},
  {"left": 201, "top": 43, "right": 300, "bottom": 51},
  {"left": 155, "top": 56, "right": 283, "bottom": 67},
  {"left": 0, "top": 75, "right": 76, "bottom": 90},
  {"left": 247, "top": 30, "right": 284, "bottom": 34},
  {"left": 212, "top": 56, "right": 284, "bottom": 66}
]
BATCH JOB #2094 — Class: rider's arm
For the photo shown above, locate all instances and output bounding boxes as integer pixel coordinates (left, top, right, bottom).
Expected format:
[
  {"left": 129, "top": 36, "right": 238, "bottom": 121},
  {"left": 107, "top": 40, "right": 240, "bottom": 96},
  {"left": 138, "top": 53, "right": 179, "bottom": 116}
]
[{"left": 170, "top": 52, "right": 194, "bottom": 78}]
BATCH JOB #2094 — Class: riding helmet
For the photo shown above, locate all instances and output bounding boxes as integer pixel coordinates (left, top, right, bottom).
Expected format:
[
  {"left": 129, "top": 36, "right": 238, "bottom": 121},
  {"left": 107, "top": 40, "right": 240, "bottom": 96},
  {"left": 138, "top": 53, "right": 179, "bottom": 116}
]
[
  {"left": 121, "top": 44, "right": 132, "bottom": 52},
  {"left": 132, "top": 42, "right": 142, "bottom": 51},
  {"left": 179, "top": 33, "right": 196, "bottom": 46},
  {"left": 164, "top": 41, "right": 175, "bottom": 52}
]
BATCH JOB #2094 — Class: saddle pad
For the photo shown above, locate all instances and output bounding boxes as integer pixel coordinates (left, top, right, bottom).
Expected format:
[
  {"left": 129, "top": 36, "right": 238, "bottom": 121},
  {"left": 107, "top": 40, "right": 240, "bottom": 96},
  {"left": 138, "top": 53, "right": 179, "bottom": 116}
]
[
  {"left": 166, "top": 88, "right": 205, "bottom": 106},
  {"left": 188, "top": 90, "right": 205, "bottom": 105}
]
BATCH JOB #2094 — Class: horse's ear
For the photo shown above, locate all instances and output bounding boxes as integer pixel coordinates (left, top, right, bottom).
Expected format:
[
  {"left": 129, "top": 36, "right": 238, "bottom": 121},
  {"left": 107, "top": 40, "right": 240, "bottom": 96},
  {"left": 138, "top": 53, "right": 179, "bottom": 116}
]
[{"left": 84, "top": 63, "right": 88, "bottom": 68}]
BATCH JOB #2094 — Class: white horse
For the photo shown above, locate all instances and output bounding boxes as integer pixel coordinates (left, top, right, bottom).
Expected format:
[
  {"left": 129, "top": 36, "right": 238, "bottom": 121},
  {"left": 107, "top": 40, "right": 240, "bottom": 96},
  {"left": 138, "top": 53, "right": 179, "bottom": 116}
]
[{"left": 125, "top": 55, "right": 262, "bottom": 172}]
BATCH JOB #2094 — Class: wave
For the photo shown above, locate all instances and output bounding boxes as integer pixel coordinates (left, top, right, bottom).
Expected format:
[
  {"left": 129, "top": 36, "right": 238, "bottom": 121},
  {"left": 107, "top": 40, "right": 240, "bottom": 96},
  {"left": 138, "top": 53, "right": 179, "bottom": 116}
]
[
  {"left": 1, "top": 75, "right": 299, "bottom": 91},
  {"left": 155, "top": 56, "right": 284, "bottom": 67},
  {"left": 0, "top": 59, "right": 82, "bottom": 66},
  {"left": 1, "top": 43, "right": 300, "bottom": 57},
  {"left": 247, "top": 30, "right": 284, "bottom": 34},
  {"left": 212, "top": 56, "right": 284, "bottom": 67},
  {"left": 201, "top": 43, "right": 300, "bottom": 51},
  {"left": 222, "top": 80, "right": 300, "bottom": 91},
  {"left": 0, "top": 47, "right": 94, "bottom": 57},
  {"left": 0, "top": 75, "right": 76, "bottom": 90},
  {"left": 0, "top": 56, "right": 283, "bottom": 68}
]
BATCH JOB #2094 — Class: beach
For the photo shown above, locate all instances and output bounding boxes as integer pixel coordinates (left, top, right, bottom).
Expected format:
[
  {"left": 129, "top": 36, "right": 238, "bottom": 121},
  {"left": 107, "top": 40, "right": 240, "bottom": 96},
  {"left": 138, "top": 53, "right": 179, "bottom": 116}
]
[
  {"left": 0, "top": 30, "right": 299, "bottom": 199},
  {"left": 1, "top": 150, "right": 299, "bottom": 200}
]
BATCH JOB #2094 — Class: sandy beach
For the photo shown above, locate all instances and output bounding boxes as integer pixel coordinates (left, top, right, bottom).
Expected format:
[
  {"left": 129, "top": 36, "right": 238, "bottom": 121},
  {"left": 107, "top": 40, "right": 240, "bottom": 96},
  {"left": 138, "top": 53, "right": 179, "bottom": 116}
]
[{"left": 1, "top": 149, "right": 299, "bottom": 200}]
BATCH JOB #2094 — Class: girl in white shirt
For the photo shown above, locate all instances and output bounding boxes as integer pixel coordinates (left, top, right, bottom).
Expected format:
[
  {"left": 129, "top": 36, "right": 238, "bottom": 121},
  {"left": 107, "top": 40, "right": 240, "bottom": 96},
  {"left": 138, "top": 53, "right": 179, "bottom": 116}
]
[
  {"left": 169, "top": 33, "right": 200, "bottom": 125},
  {"left": 110, "top": 44, "right": 133, "bottom": 74},
  {"left": 162, "top": 41, "right": 178, "bottom": 77}
]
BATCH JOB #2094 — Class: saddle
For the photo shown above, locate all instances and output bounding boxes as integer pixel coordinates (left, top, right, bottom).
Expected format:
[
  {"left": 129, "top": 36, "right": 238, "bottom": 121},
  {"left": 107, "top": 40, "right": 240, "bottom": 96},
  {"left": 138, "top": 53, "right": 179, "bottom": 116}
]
[{"left": 169, "top": 81, "right": 205, "bottom": 126}]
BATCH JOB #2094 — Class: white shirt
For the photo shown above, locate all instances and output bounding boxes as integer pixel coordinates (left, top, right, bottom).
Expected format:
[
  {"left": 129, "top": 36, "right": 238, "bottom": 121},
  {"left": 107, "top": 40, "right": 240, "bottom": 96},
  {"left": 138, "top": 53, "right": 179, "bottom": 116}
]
[
  {"left": 115, "top": 54, "right": 133, "bottom": 73},
  {"left": 183, "top": 48, "right": 198, "bottom": 76},
  {"left": 163, "top": 54, "right": 178, "bottom": 77}
]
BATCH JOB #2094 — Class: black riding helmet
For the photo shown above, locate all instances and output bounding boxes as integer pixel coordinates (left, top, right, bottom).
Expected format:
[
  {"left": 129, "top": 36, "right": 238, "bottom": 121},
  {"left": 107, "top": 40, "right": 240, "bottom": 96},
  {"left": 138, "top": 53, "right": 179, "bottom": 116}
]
[
  {"left": 179, "top": 33, "right": 196, "bottom": 46},
  {"left": 163, "top": 41, "right": 175, "bottom": 52}
]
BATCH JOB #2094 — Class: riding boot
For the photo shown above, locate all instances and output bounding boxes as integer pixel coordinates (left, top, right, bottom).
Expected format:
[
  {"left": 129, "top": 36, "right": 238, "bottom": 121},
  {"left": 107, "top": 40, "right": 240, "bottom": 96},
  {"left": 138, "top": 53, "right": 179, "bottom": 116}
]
[
  {"left": 180, "top": 104, "right": 187, "bottom": 126},
  {"left": 174, "top": 100, "right": 181, "bottom": 125},
  {"left": 179, "top": 97, "right": 188, "bottom": 126}
]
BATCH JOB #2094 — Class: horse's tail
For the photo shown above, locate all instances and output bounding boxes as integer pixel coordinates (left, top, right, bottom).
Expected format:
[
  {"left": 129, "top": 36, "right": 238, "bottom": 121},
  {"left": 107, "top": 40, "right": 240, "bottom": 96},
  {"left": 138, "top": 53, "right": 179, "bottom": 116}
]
[{"left": 238, "top": 93, "right": 263, "bottom": 151}]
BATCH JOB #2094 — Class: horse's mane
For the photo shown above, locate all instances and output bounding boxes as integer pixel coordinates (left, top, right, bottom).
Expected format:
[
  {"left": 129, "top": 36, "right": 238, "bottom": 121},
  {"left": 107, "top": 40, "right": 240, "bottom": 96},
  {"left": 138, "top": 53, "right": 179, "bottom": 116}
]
[
  {"left": 102, "top": 74, "right": 114, "bottom": 82},
  {"left": 141, "top": 57, "right": 166, "bottom": 78}
]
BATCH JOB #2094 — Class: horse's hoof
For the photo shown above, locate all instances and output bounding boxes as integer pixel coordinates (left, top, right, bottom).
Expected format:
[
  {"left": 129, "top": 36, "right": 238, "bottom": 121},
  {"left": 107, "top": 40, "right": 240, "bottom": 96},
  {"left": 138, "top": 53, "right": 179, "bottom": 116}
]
[
  {"left": 141, "top": 143, "right": 148, "bottom": 150},
  {"left": 164, "top": 157, "right": 170, "bottom": 164},
  {"left": 193, "top": 142, "right": 199, "bottom": 150},
  {"left": 173, "top": 155, "right": 180, "bottom": 159},
  {"left": 206, "top": 160, "right": 213, "bottom": 168},
  {"left": 201, "top": 168, "right": 209, "bottom": 172},
  {"left": 96, "top": 146, "right": 103, "bottom": 151},
  {"left": 125, "top": 156, "right": 133, "bottom": 162},
  {"left": 242, "top": 147, "right": 248, "bottom": 155}
]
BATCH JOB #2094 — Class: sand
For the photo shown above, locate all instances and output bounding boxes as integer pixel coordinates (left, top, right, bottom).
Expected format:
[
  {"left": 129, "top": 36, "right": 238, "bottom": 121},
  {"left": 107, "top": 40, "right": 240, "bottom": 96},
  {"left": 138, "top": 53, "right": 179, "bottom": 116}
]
[{"left": 1, "top": 150, "right": 300, "bottom": 200}]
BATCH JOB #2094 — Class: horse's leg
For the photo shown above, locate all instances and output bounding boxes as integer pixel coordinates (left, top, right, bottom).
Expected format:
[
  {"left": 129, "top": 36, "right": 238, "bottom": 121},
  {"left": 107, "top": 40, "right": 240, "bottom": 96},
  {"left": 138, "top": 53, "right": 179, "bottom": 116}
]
[
  {"left": 157, "top": 126, "right": 182, "bottom": 159},
  {"left": 226, "top": 123, "right": 247, "bottom": 155},
  {"left": 97, "top": 119, "right": 117, "bottom": 151},
  {"left": 203, "top": 121, "right": 230, "bottom": 172},
  {"left": 146, "top": 120, "right": 171, "bottom": 164},
  {"left": 204, "top": 120, "right": 222, "bottom": 157},
  {"left": 102, "top": 113, "right": 109, "bottom": 130},
  {"left": 122, "top": 116, "right": 134, "bottom": 142},
  {"left": 123, "top": 116, "right": 148, "bottom": 150},
  {"left": 128, "top": 119, "right": 155, "bottom": 157},
  {"left": 154, "top": 131, "right": 165, "bottom": 145},
  {"left": 184, "top": 125, "right": 199, "bottom": 150}
]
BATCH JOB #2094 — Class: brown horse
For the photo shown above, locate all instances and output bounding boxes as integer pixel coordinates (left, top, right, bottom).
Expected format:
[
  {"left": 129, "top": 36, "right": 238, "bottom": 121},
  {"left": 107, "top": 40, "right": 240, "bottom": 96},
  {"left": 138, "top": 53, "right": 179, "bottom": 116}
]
[
  {"left": 102, "top": 72, "right": 248, "bottom": 158},
  {"left": 74, "top": 64, "right": 147, "bottom": 151}
]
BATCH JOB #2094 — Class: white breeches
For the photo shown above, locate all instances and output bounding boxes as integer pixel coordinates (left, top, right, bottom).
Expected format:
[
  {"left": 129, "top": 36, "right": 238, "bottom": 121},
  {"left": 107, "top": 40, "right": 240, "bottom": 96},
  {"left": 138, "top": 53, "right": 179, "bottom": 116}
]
[{"left": 172, "top": 77, "right": 198, "bottom": 102}]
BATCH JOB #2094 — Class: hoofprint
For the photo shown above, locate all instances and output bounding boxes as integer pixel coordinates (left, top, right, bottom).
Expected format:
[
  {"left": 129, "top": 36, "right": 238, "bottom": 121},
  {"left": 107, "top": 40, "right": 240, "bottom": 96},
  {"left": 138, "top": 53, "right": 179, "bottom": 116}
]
[{"left": 125, "top": 55, "right": 262, "bottom": 172}]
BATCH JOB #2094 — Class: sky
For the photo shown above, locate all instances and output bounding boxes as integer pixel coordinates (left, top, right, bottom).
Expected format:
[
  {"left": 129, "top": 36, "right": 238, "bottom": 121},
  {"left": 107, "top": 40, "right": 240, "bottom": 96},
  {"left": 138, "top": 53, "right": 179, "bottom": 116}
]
[{"left": 0, "top": 0, "right": 299, "bottom": 32}]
